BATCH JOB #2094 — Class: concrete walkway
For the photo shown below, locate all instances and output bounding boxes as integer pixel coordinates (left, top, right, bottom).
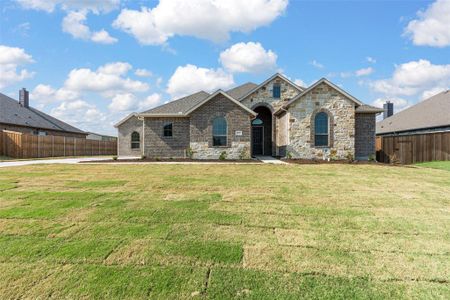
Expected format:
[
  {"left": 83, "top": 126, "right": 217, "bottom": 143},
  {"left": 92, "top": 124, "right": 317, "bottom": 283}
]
[
  {"left": 255, "top": 156, "right": 288, "bottom": 164},
  {"left": 0, "top": 157, "right": 110, "bottom": 168}
]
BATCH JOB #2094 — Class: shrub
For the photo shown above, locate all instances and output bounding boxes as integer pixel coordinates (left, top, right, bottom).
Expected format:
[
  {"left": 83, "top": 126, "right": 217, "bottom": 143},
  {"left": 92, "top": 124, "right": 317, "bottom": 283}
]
[
  {"left": 219, "top": 151, "right": 227, "bottom": 160},
  {"left": 239, "top": 145, "right": 250, "bottom": 160},
  {"left": 368, "top": 154, "right": 376, "bottom": 161},
  {"left": 346, "top": 151, "right": 354, "bottom": 162},
  {"left": 286, "top": 151, "right": 293, "bottom": 159},
  {"left": 186, "top": 147, "right": 194, "bottom": 159},
  {"left": 141, "top": 155, "right": 146, "bottom": 160},
  {"left": 112, "top": 156, "right": 118, "bottom": 161}
]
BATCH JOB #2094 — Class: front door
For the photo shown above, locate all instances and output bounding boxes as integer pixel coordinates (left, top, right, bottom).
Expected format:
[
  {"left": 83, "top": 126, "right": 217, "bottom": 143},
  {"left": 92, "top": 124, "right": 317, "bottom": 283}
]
[{"left": 252, "top": 126, "right": 264, "bottom": 155}]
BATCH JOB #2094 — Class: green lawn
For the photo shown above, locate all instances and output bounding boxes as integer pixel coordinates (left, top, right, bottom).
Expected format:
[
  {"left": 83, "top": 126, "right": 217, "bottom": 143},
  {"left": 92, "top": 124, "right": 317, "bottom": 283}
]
[
  {"left": 0, "top": 163, "right": 449, "bottom": 299},
  {"left": 416, "top": 160, "right": 450, "bottom": 172}
]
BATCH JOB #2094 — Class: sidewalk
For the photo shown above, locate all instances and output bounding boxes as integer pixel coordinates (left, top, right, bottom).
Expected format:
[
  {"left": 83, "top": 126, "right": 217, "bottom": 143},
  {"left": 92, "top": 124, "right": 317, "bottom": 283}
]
[{"left": 0, "top": 157, "right": 110, "bottom": 168}]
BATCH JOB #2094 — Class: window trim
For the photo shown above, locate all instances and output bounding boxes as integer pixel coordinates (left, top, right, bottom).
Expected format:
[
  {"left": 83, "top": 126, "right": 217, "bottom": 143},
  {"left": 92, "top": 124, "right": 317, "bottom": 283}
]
[
  {"left": 212, "top": 116, "right": 228, "bottom": 147},
  {"left": 163, "top": 122, "right": 173, "bottom": 137},
  {"left": 314, "top": 112, "right": 329, "bottom": 147},
  {"left": 130, "top": 131, "right": 140, "bottom": 149}
]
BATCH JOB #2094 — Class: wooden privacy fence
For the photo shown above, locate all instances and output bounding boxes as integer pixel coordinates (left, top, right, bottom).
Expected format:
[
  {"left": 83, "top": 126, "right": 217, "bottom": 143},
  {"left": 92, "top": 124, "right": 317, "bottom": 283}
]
[
  {"left": 376, "top": 131, "right": 450, "bottom": 164},
  {"left": 0, "top": 130, "right": 117, "bottom": 159}
]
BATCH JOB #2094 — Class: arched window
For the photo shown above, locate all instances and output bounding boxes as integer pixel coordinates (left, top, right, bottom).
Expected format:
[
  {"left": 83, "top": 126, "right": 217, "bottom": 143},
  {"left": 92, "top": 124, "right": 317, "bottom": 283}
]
[
  {"left": 163, "top": 123, "right": 173, "bottom": 137},
  {"left": 131, "top": 131, "right": 140, "bottom": 149},
  {"left": 314, "top": 112, "right": 329, "bottom": 146},
  {"left": 212, "top": 117, "right": 227, "bottom": 146}
]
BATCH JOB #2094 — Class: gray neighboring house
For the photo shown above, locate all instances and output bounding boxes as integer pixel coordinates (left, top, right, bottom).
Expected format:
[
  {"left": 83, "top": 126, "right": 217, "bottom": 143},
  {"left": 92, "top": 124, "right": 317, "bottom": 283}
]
[
  {"left": 115, "top": 73, "right": 382, "bottom": 160},
  {"left": 0, "top": 89, "right": 87, "bottom": 138},
  {"left": 87, "top": 132, "right": 118, "bottom": 141},
  {"left": 377, "top": 90, "right": 450, "bottom": 136}
]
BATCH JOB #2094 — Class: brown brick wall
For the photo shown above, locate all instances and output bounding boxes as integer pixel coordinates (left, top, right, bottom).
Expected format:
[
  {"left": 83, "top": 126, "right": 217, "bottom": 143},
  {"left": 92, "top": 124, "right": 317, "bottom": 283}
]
[
  {"left": 143, "top": 117, "right": 190, "bottom": 158},
  {"left": 355, "top": 113, "right": 376, "bottom": 159}
]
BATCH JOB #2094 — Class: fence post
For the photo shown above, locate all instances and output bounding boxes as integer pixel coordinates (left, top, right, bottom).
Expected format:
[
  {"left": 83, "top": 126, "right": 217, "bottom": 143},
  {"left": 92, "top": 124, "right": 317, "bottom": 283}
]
[
  {"left": 38, "top": 135, "right": 40, "bottom": 158},
  {"left": 64, "top": 137, "right": 66, "bottom": 157}
]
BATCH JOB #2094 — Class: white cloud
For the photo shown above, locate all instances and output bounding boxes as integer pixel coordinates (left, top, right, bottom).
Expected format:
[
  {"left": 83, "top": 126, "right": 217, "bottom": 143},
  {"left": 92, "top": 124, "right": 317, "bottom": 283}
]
[
  {"left": 0, "top": 45, "right": 35, "bottom": 88},
  {"left": 167, "top": 64, "right": 234, "bottom": 98},
  {"left": 219, "top": 42, "right": 277, "bottom": 73},
  {"left": 370, "top": 59, "right": 450, "bottom": 96},
  {"left": 421, "top": 86, "right": 447, "bottom": 99},
  {"left": 355, "top": 67, "right": 374, "bottom": 77},
  {"left": 135, "top": 69, "right": 153, "bottom": 77},
  {"left": 366, "top": 56, "right": 376, "bottom": 64},
  {"left": 405, "top": 0, "right": 450, "bottom": 47},
  {"left": 51, "top": 100, "right": 106, "bottom": 130},
  {"left": 16, "top": 0, "right": 120, "bottom": 14},
  {"left": 138, "top": 93, "right": 162, "bottom": 110},
  {"left": 31, "top": 84, "right": 80, "bottom": 104},
  {"left": 109, "top": 93, "right": 137, "bottom": 112},
  {"left": 310, "top": 60, "right": 324, "bottom": 69},
  {"left": 113, "top": 0, "right": 288, "bottom": 45},
  {"left": 91, "top": 29, "right": 118, "bottom": 44},
  {"left": 64, "top": 62, "right": 149, "bottom": 96},
  {"left": 294, "top": 79, "right": 307, "bottom": 87},
  {"left": 62, "top": 11, "right": 117, "bottom": 44}
]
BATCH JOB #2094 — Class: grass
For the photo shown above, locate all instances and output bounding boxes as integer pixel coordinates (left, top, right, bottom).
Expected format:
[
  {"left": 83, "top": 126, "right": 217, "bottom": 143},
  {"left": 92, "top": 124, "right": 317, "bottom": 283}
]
[
  {"left": 416, "top": 160, "right": 450, "bottom": 172},
  {"left": 0, "top": 163, "right": 449, "bottom": 299}
]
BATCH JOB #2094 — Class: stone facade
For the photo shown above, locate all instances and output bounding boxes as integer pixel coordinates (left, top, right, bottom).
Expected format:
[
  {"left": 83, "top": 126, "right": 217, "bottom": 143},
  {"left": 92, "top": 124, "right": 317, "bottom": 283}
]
[
  {"left": 355, "top": 113, "right": 376, "bottom": 160},
  {"left": 117, "top": 115, "right": 142, "bottom": 157},
  {"left": 286, "top": 82, "right": 355, "bottom": 160},
  {"left": 189, "top": 94, "right": 252, "bottom": 159},
  {"left": 143, "top": 117, "right": 190, "bottom": 158},
  {"left": 241, "top": 77, "right": 300, "bottom": 112}
]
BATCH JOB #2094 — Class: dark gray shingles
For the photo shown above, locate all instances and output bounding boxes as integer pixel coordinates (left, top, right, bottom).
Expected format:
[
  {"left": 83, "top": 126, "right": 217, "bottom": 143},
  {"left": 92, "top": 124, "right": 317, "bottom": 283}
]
[
  {"left": 226, "top": 82, "right": 258, "bottom": 100},
  {"left": 141, "top": 91, "right": 210, "bottom": 115},
  {"left": 377, "top": 90, "right": 450, "bottom": 134},
  {"left": 0, "top": 92, "right": 85, "bottom": 134}
]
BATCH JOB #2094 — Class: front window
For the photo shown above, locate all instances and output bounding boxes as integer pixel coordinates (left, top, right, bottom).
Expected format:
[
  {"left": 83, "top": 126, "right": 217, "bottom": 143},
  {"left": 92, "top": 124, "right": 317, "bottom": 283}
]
[
  {"left": 212, "top": 117, "right": 227, "bottom": 146},
  {"left": 163, "top": 123, "right": 173, "bottom": 137},
  {"left": 273, "top": 84, "right": 281, "bottom": 98},
  {"left": 314, "top": 112, "right": 328, "bottom": 146},
  {"left": 131, "top": 131, "right": 140, "bottom": 149}
]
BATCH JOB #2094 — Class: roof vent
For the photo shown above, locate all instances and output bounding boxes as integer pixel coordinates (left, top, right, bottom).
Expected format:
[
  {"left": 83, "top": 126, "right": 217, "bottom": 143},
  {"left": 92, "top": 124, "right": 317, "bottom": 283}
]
[{"left": 19, "top": 88, "right": 29, "bottom": 108}]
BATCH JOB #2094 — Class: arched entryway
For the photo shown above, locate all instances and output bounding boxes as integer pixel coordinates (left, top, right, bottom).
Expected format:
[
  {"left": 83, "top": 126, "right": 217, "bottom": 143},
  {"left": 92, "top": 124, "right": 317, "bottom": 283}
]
[{"left": 251, "top": 105, "right": 272, "bottom": 156}]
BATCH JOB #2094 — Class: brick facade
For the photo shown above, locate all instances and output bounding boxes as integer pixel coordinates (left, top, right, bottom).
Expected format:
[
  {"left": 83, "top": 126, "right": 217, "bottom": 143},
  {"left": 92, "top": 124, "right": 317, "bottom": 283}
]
[
  {"left": 117, "top": 116, "right": 143, "bottom": 157},
  {"left": 355, "top": 113, "right": 376, "bottom": 160},
  {"left": 189, "top": 94, "right": 251, "bottom": 159},
  {"left": 143, "top": 117, "right": 190, "bottom": 158}
]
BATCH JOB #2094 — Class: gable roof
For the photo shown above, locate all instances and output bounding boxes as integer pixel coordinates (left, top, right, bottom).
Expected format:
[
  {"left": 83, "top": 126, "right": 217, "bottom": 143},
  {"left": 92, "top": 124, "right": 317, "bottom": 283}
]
[
  {"left": 184, "top": 90, "right": 257, "bottom": 116},
  {"left": 280, "top": 78, "right": 363, "bottom": 112},
  {"left": 226, "top": 82, "right": 258, "bottom": 99},
  {"left": 377, "top": 90, "right": 450, "bottom": 135},
  {"left": 140, "top": 91, "right": 210, "bottom": 117},
  {"left": 114, "top": 112, "right": 138, "bottom": 127},
  {"left": 0, "top": 92, "right": 86, "bottom": 134},
  {"left": 238, "top": 73, "right": 305, "bottom": 101},
  {"left": 355, "top": 104, "right": 384, "bottom": 113}
]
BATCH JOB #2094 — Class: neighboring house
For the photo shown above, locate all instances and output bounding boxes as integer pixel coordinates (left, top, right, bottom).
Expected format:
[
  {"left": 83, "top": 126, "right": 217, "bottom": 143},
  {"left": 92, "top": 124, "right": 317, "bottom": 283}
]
[
  {"left": 87, "top": 132, "right": 117, "bottom": 142},
  {"left": 0, "top": 89, "right": 87, "bottom": 138},
  {"left": 377, "top": 90, "right": 450, "bottom": 136},
  {"left": 116, "top": 73, "right": 382, "bottom": 160}
]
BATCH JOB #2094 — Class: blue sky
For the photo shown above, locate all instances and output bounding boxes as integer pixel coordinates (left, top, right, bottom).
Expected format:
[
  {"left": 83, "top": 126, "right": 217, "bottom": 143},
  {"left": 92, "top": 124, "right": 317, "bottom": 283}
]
[{"left": 1, "top": 0, "right": 449, "bottom": 135}]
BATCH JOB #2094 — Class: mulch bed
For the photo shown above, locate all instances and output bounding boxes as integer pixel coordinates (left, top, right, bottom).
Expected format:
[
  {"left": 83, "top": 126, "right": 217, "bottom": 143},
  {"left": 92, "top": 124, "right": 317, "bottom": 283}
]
[{"left": 82, "top": 158, "right": 262, "bottom": 163}]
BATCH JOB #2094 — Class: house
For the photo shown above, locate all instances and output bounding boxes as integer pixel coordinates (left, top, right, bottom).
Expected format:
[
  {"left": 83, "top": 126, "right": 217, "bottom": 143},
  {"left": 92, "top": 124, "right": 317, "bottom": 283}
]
[
  {"left": 377, "top": 90, "right": 450, "bottom": 136},
  {"left": 87, "top": 132, "right": 118, "bottom": 142},
  {"left": 115, "top": 73, "right": 383, "bottom": 160},
  {"left": 0, "top": 89, "right": 87, "bottom": 138},
  {"left": 376, "top": 90, "right": 450, "bottom": 164}
]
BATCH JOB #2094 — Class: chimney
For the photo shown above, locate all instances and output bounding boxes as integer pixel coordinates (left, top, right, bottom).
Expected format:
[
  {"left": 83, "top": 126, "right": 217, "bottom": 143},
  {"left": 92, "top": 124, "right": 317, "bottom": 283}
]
[
  {"left": 383, "top": 101, "right": 393, "bottom": 119},
  {"left": 19, "top": 88, "right": 29, "bottom": 108}
]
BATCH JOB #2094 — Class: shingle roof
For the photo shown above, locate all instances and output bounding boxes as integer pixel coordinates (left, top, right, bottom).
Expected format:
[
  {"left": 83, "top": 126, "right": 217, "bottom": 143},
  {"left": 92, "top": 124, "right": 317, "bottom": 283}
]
[
  {"left": 0, "top": 92, "right": 86, "bottom": 134},
  {"left": 141, "top": 91, "right": 210, "bottom": 115},
  {"left": 226, "top": 82, "right": 258, "bottom": 100},
  {"left": 355, "top": 104, "right": 384, "bottom": 113},
  {"left": 377, "top": 90, "right": 450, "bottom": 134}
]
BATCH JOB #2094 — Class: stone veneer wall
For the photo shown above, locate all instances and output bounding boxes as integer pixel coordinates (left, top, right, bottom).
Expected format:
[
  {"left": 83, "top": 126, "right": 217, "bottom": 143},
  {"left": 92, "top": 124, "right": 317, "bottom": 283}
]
[
  {"left": 117, "top": 116, "right": 142, "bottom": 157},
  {"left": 143, "top": 117, "right": 190, "bottom": 158},
  {"left": 355, "top": 113, "right": 376, "bottom": 160},
  {"left": 189, "top": 94, "right": 252, "bottom": 159},
  {"left": 286, "top": 82, "right": 355, "bottom": 160},
  {"left": 240, "top": 76, "right": 301, "bottom": 111}
]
